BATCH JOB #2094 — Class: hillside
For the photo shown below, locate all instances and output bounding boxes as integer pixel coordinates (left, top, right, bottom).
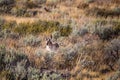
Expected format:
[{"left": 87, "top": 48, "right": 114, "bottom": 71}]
[{"left": 0, "top": 0, "right": 120, "bottom": 80}]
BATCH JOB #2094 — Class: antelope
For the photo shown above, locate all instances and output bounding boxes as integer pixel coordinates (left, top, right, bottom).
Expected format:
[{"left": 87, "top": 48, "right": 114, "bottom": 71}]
[{"left": 45, "top": 36, "right": 59, "bottom": 52}]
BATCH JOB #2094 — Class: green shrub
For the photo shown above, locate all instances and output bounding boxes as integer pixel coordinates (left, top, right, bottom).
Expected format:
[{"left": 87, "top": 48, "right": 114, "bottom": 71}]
[
  {"left": 113, "top": 22, "right": 120, "bottom": 35},
  {"left": 13, "top": 20, "right": 72, "bottom": 36},
  {"left": 2, "top": 21, "right": 16, "bottom": 30},
  {"left": 1, "top": 19, "right": 72, "bottom": 36},
  {"left": 23, "top": 35, "right": 41, "bottom": 47},
  {"left": 60, "top": 25, "right": 72, "bottom": 36}
]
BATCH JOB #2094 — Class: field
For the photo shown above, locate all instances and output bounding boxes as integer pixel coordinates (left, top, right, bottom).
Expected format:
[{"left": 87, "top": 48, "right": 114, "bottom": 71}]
[{"left": 0, "top": 0, "right": 120, "bottom": 80}]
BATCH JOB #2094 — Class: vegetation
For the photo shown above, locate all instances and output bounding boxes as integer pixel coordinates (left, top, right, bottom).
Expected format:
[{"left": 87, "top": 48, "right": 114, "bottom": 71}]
[
  {"left": 1, "top": 19, "right": 72, "bottom": 36},
  {"left": 0, "top": 0, "right": 120, "bottom": 80}
]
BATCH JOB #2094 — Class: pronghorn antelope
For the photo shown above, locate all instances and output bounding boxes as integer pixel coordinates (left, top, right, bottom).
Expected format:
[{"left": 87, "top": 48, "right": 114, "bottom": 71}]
[{"left": 45, "top": 36, "right": 59, "bottom": 52}]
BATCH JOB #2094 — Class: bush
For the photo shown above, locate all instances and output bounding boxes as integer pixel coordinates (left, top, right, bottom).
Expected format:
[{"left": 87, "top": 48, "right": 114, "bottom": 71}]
[
  {"left": 41, "top": 72, "right": 65, "bottom": 80},
  {"left": 0, "top": 45, "right": 71, "bottom": 79},
  {"left": 27, "top": 67, "right": 41, "bottom": 80},
  {"left": 15, "top": 0, "right": 46, "bottom": 9},
  {"left": 52, "top": 31, "right": 61, "bottom": 40},
  {"left": 13, "top": 60, "right": 28, "bottom": 80},
  {"left": 84, "top": 0, "right": 94, "bottom": 3},
  {"left": 13, "top": 20, "right": 72, "bottom": 36},
  {"left": 94, "top": 25, "right": 113, "bottom": 40},
  {"left": 0, "top": 21, "right": 19, "bottom": 39},
  {"left": 104, "top": 38, "right": 120, "bottom": 70},
  {"left": 2, "top": 21, "right": 16, "bottom": 30},
  {"left": 92, "top": 20, "right": 120, "bottom": 40},
  {"left": 0, "top": 0, "right": 15, "bottom": 6},
  {"left": 77, "top": 3, "right": 89, "bottom": 9},
  {"left": 1, "top": 19, "right": 72, "bottom": 36},
  {"left": 106, "top": 71, "right": 120, "bottom": 80},
  {"left": 46, "top": 0, "right": 60, "bottom": 6},
  {"left": 85, "top": 7, "right": 120, "bottom": 17},
  {"left": 60, "top": 25, "right": 72, "bottom": 36},
  {"left": 23, "top": 35, "right": 41, "bottom": 47},
  {"left": 0, "top": 45, "right": 31, "bottom": 79},
  {"left": 30, "top": 0, "right": 46, "bottom": 4},
  {"left": 77, "top": 27, "right": 88, "bottom": 36},
  {"left": 0, "top": 0, "right": 15, "bottom": 14},
  {"left": 0, "top": 17, "right": 5, "bottom": 28},
  {"left": 11, "top": 7, "right": 27, "bottom": 17}
]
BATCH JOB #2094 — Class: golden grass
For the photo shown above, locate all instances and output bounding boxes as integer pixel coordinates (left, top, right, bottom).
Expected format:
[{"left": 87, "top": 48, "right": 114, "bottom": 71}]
[{"left": 1, "top": 15, "right": 39, "bottom": 24}]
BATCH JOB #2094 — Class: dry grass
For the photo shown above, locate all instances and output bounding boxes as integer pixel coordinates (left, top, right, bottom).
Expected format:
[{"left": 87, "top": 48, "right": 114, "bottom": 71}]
[{"left": 0, "top": 0, "right": 120, "bottom": 80}]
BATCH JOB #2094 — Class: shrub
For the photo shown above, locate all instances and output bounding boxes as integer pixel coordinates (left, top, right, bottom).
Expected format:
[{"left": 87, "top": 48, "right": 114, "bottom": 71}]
[
  {"left": 30, "top": 0, "right": 46, "bottom": 4},
  {"left": 94, "top": 25, "right": 113, "bottom": 40},
  {"left": 0, "top": 18, "right": 5, "bottom": 28},
  {"left": 84, "top": 0, "right": 94, "bottom": 3},
  {"left": 13, "top": 60, "right": 28, "bottom": 80},
  {"left": 0, "top": 45, "right": 69, "bottom": 79},
  {"left": 0, "top": 20, "right": 18, "bottom": 39},
  {"left": 85, "top": 7, "right": 120, "bottom": 17},
  {"left": 46, "top": 0, "right": 60, "bottom": 6},
  {"left": 106, "top": 71, "right": 120, "bottom": 80},
  {"left": 24, "top": 0, "right": 38, "bottom": 8},
  {"left": 27, "top": 67, "right": 41, "bottom": 80},
  {"left": 77, "top": 3, "right": 89, "bottom": 9},
  {"left": 2, "top": 21, "right": 16, "bottom": 30},
  {"left": 104, "top": 38, "right": 120, "bottom": 70},
  {"left": 41, "top": 72, "right": 65, "bottom": 80},
  {"left": 0, "top": 29, "right": 19, "bottom": 39},
  {"left": 11, "top": 7, "right": 27, "bottom": 17},
  {"left": 0, "top": 70, "right": 15, "bottom": 80},
  {"left": 0, "top": 0, "right": 15, "bottom": 6},
  {"left": 0, "top": 45, "right": 6, "bottom": 71},
  {"left": 13, "top": 20, "right": 72, "bottom": 36},
  {"left": 15, "top": 0, "right": 46, "bottom": 9},
  {"left": 92, "top": 20, "right": 120, "bottom": 40},
  {"left": 1, "top": 20, "right": 72, "bottom": 37},
  {"left": 24, "top": 10, "right": 38, "bottom": 17},
  {"left": 0, "top": 45, "right": 31, "bottom": 79},
  {"left": 60, "top": 25, "right": 72, "bottom": 36},
  {"left": 1, "top": 21, "right": 17, "bottom": 38},
  {"left": 52, "top": 31, "right": 61, "bottom": 40},
  {"left": 77, "top": 27, "right": 88, "bottom": 36},
  {"left": 23, "top": 35, "right": 41, "bottom": 47},
  {"left": 0, "top": 0, "right": 15, "bottom": 14},
  {"left": 63, "top": 49, "right": 78, "bottom": 69}
]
